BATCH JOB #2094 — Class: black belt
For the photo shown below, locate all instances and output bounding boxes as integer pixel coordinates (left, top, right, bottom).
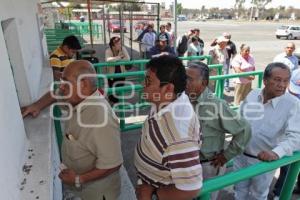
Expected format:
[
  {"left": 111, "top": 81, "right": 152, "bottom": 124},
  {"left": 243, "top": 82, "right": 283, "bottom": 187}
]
[
  {"left": 200, "top": 159, "right": 214, "bottom": 163},
  {"left": 243, "top": 152, "right": 258, "bottom": 159}
]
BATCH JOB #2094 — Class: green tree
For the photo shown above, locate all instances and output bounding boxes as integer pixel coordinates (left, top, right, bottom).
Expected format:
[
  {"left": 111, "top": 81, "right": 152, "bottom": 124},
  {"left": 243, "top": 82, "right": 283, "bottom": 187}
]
[{"left": 176, "top": 3, "right": 183, "bottom": 15}]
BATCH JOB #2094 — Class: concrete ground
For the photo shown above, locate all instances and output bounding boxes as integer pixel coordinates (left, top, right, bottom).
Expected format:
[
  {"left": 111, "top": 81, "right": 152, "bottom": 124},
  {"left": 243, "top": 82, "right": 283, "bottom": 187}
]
[{"left": 85, "top": 19, "right": 300, "bottom": 200}]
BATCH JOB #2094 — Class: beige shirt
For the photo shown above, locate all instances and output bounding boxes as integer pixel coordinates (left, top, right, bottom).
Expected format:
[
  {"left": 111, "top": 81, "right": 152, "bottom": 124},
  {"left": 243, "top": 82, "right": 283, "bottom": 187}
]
[
  {"left": 61, "top": 91, "right": 123, "bottom": 174},
  {"left": 104, "top": 47, "right": 130, "bottom": 74}
]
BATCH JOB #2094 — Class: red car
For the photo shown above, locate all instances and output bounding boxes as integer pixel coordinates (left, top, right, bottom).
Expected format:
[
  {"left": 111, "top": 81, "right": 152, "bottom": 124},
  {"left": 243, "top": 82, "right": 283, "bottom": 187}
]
[{"left": 108, "top": 20, "right": 127, "bottom": 33}]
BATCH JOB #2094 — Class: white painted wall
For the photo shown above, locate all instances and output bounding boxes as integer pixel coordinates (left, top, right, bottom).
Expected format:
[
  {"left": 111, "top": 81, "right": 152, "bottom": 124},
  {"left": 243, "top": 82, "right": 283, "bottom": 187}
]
[{"left": 0, "top": 0, "right": 47, "bottom": 199}]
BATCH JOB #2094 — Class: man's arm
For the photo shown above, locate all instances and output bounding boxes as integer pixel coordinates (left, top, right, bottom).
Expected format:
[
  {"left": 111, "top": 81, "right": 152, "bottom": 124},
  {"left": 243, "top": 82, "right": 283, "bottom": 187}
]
[
  {"left": 271, "top": 100, "right": 300, "bottom": 158},
  {"left": 59, "top": 165, "right": 121, "bottom": 186},
  {"left": 21, "top": 91, "right": 56, "bottom": 118},
  {"left": 216, "top": 101, "right": 252, "bottom": 163}
]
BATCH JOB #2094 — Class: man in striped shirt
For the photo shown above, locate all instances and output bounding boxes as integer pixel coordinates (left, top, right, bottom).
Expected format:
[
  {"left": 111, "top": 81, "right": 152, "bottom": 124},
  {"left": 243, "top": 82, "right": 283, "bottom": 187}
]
[
  {"left": 50, "top": 35, "right": 81, "bottom": 81},
  {"left": 134, "top": 55, "right": 203, "bottom": 200}
]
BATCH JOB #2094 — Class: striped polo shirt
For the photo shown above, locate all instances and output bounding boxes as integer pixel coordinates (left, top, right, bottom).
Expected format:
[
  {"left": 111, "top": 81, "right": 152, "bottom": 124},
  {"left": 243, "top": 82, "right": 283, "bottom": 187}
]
[
  {"left": 134, "top": 92, "right": 203, "bottom": 191},
  {"left": 49, "top": 47, "right": 74, "bottom": 71}
]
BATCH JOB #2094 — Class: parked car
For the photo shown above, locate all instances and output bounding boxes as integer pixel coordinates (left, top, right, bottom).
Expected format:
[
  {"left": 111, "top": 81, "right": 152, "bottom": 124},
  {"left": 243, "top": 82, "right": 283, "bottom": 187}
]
[
  {"left": 275, "top": 25, "right": 300, "bottom": 40},
  {"left": 108, "top": 20, "right": 127, "bottom": 33},
  {"left": 134, "top": 21, "right": 149, "bottom": 32}
]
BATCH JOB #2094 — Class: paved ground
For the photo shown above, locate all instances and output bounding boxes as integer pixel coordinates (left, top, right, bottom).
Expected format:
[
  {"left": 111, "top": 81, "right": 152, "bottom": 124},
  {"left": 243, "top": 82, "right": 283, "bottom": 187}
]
[{"left": 88, "top": 19, "right": 300, "bottom": 200}]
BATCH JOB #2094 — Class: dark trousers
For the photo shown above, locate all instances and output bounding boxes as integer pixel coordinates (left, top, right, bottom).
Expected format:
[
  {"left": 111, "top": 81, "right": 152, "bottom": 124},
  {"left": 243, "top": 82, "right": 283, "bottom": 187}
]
[
  {"left": 108, "top": 78, "right": 125, "bottom": 104},
  {"left": 273, "top": 165, "right": 300, "bottom": 196}
]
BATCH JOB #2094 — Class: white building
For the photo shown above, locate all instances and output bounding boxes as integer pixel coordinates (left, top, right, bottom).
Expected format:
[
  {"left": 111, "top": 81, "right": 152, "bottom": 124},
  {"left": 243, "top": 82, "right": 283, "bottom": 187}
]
[{"left": 0, "top": 0, "right": 61, "bottom": 199}]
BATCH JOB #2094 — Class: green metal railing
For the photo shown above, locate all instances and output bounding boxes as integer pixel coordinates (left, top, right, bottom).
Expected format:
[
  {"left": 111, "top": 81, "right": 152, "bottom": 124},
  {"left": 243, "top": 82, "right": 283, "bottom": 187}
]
[
  {"left": 198, "top": 152, "right": 300, "bottom": 200},
  {"left": 94, "top": 55, "right": 212, "bottom": 73},
  {"left": 211, "top": 70, "right": 264, "bottom": 99}
]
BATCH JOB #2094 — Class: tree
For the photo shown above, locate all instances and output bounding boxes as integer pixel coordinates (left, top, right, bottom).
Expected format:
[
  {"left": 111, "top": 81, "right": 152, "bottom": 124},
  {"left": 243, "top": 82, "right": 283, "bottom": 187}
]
[{"left": 176, "top": 3, "right": 183, "bottom": 15}]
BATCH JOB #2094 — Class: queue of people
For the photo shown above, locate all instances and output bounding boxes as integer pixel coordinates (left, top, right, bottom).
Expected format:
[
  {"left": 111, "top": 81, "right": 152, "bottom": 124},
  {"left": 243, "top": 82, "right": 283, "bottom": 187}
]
[{"left": 20, "top": 23, "right": 300, "bottom": 200}]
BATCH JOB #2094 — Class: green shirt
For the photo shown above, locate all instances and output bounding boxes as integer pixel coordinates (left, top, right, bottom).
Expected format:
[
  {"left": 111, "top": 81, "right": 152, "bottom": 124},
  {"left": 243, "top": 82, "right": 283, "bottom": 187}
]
[{"left": 194, "top": 88, "right": 251, "bottom": 161}]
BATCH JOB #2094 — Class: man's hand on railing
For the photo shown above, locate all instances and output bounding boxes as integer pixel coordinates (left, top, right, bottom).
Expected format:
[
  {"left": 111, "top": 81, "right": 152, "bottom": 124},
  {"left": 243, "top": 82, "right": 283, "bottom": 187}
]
[
  {"left": 257, "top": 150, "right": 279, "bottom": 162},
  {"left": 21, "top": 104, "right": 41, "bottom": 118},
  {"left": 211, "top": 153, "right": 228, "bottom": 167}
]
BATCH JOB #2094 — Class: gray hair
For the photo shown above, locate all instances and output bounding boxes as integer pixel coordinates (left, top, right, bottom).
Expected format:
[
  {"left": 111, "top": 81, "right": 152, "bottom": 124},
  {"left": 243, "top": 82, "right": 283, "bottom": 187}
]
[
  {"left": 187, "top": 61, "right": 209, "bottom": 85},
  {"left": 263, "top": 62, "right": 291, "bottom": 80}
]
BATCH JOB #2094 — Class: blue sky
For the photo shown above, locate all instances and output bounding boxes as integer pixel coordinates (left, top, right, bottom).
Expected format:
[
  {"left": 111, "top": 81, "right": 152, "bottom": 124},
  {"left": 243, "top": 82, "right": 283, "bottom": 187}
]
[{"left": 145, "top": 0, "right": 300, "bottom": 9}]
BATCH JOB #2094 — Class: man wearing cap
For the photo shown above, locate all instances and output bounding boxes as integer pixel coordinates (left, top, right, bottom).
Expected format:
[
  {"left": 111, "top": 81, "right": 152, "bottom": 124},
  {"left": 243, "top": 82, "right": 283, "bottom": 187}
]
[
  {"left": 272, "top": 68, "right": 300, "bottom": 199},
  {"left": 147, "top": 34, "right": 175, "bottom": 58},
  {"left": 208, "top": 36, "right": 229, "bottom": 90},
  {"left": 273, "top": 42, "right": 299, "bottom": 72},
  {"left": 223, "top": 32, "right": 237, "bottom": 92},
  {"left": 50, "top": 35, "right": 82, "bottom": 81},
  {"left": 233, "top": 62, "right": 300, "bottom": 200}
]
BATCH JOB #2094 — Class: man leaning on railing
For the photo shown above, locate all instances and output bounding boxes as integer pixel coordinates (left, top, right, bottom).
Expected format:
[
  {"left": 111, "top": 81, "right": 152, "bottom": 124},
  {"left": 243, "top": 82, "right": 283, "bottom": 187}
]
[
  {"left": 185, "top": 61, "right": 251, "bottom": 200},
  {"left": 233, "top": 62, "right": 300, "bottom": 200}
]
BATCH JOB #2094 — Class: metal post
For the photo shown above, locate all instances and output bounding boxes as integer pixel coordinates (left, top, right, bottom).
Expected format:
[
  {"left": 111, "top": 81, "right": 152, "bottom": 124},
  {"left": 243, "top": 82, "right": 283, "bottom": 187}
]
[
  {"left": 174, "top": 0, "right": 177, "bottom": 50},
  {"left": 87, "top": 0, "right": 94, "bottom": 47},
  {"left": 102, "top": 4, "right": 107, "bottom": 46},
  {"left": 157, "top": 3, "right": 160, "bottom": 34},
  {"left": 107, "top": 8, "right": 111, "bottom": 40},
  {"left": 258, "top": 73, "right": 263, "bottom": 88},
  {"left": 119, "top": 3, "right": 124, "bottom": 46},
  {"left": 279, "top": 161, "right": 300, "bottom": 200},
  {"left": 129, "top": 7, "right": 133, "bottom": 59}
]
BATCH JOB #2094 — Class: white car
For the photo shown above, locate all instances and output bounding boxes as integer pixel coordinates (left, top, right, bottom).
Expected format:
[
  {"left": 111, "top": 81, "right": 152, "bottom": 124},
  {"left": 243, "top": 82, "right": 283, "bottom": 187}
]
[{"left": 275, "top": 25, "right": 300, "bottom": 40}]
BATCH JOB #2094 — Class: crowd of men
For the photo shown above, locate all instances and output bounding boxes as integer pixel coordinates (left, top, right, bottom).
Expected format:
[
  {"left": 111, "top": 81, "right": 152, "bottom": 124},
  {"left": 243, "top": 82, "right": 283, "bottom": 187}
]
[{"left": 20, "top": 22, "right": 300, "bottom": 200}]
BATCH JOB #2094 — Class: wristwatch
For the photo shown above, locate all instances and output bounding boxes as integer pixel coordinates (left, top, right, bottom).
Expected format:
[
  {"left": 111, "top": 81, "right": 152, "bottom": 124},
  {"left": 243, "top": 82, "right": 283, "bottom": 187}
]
[
  {"left": 75, "top": 175, "right": 81, "bottom": 188},
  {"left": 151, "top": 189, "right": 158, "bottom": 200}
]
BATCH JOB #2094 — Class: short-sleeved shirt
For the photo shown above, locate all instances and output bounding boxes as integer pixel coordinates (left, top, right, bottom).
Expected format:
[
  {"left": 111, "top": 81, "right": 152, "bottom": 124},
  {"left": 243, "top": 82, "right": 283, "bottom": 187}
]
[
  {"left": 61, "top": 91, "right": 123, "bottom": 174},
  {"left": 49, "top": 47, "right": 74, "bottom": 70},
  {"left": 134, "top": 93, "right": 203, "bottom": 191},
  {"left": 231, "top": 54, "right": 255, "bottom": 84}
]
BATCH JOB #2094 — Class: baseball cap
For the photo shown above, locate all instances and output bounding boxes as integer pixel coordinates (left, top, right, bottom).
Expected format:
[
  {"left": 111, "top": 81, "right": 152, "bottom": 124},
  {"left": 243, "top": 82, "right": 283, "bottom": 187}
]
[
  {"left": 289, "top": 68, "right": 300, "bottom": 95},
  {"left": 216, "top": 36, "right": 229, "bottom": 43}
]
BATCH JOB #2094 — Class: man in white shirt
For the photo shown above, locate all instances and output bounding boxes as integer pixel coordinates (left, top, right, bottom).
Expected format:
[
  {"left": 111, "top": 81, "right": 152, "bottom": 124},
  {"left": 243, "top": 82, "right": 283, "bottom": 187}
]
[
  {"left": 233, "top": 62, "right": 300, "bottom": 200},
  {"left": 273, "top": 42, "right": 299, "bottom": 71},
  {"left": 141, "top": 24, "right": 156, "bottom": 58}
]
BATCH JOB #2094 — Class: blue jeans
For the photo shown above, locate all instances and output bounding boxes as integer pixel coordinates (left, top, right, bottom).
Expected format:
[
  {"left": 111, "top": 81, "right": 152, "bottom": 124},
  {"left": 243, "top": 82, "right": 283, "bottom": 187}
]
[{"left": 224, "top": 59, "right": 230, "bottom": 88}]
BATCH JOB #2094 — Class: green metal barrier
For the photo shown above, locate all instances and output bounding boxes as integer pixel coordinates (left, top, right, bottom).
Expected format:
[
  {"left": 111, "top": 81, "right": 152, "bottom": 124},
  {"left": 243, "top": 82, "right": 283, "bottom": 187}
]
[
  {"left": 198, "top": 152, "right": 300, "bottom": 200},
  {"left": 94, "top": 63, "right": 222, "bottom": 132},
  {"left": 211, "top": 70, "right": 264, "bottom": 99},
  {"left": 94, "top": 55, "right": 212, "bottom": 73}
]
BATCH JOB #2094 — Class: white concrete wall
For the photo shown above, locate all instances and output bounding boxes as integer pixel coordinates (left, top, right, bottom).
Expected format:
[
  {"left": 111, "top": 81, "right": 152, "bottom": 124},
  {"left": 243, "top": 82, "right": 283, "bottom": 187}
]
[{"left": 0, "top": 0, "right": 46, "bottom": 199}]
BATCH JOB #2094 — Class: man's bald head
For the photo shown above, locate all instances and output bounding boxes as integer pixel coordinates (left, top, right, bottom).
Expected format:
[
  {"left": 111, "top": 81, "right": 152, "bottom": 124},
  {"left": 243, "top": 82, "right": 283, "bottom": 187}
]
[
  {"left": 285, "top": 42, "right": 296, "bottom": 56},
  {"left": 64, "top": 60, "right": 97, "bottom": 90}
]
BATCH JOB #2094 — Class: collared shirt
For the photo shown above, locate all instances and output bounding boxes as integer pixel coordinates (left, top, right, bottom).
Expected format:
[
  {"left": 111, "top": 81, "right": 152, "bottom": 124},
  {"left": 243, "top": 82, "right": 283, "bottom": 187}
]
[
  {"left": 194, "top": 88, "right": 251, "bottom": 161},
  {"left": 231, "top": 54, "right": 256, "bottom": 84},
  {"left": 61, "top": 91, "right": 123, "bottom": 174},
  {"left": 134, "top": 92, "right": 203, "bottom": 191},
  {"left": 49, "top": 47, "right": 74, "bottom": 69},
  {"left": 273, "top": 52, "right": 299, "bottom": 71},
  {"left": 141, "top": 31, "right": 156, "bottom": 52},
  {"left": 241, "top": 88, "right": 300, "bottom": 158}
]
